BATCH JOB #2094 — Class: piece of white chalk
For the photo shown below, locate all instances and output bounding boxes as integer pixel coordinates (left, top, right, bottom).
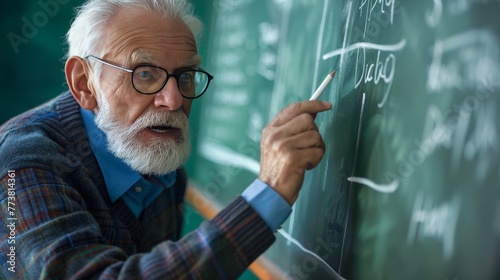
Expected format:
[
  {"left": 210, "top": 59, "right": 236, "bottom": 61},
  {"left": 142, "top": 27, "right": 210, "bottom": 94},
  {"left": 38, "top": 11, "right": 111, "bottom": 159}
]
[{"left": 309, "top": 70, "right": 336, "bottom": 100}]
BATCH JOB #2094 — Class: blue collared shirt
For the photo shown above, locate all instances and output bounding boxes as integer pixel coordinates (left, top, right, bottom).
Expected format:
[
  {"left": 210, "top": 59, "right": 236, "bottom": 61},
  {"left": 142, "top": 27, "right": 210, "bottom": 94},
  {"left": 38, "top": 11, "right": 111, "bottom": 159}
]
[
  {"left": 242, "top": 179, "right": 292, "bottom": 231},
  {"left": 80, "top": 108, "right": 291, "bottom": 230}
]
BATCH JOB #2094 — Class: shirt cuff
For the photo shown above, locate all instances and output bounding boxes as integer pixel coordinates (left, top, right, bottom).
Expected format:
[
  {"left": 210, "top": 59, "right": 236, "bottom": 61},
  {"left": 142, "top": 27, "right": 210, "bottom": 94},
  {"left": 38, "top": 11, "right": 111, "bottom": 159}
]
[{"left": 241, "top": 178, "right": 292, "bottom": 232}]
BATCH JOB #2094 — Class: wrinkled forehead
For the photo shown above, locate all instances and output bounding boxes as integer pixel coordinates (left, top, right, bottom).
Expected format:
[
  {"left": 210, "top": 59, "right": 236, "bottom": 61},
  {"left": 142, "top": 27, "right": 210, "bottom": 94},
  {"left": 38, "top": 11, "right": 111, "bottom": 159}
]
[
  {"left": 99, "top": 7, "right": 199, "bottom": 64},
  {"left": 129, "top": 48, "right": 201, "bottom": 66}
]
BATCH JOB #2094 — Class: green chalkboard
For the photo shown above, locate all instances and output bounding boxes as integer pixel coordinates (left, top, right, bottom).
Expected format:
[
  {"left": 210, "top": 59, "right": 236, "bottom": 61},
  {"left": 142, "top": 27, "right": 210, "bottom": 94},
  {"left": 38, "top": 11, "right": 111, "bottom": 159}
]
[
  {"left": 0, "top": 1, "right": 83, "bottom": 124},
  {"left": 350, "top": 1, "right": 500, "bottom": 279},
  {"left": 190, "top": 0, "right": 500, "bottom": 279}
]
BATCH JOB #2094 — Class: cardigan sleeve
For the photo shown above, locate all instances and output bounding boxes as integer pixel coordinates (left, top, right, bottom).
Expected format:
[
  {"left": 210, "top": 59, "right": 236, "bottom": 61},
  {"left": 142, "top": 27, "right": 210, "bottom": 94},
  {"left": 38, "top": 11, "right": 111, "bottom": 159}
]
[{"left": 0, "top": 168, "right": 275, "bottom": 280}]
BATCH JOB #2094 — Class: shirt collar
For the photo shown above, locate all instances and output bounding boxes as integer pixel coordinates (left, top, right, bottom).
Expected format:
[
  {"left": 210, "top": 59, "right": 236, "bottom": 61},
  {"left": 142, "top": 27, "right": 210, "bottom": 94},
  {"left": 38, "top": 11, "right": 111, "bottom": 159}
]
[{"left": 80, "top": 107, "right": 143, "bottom": 202}]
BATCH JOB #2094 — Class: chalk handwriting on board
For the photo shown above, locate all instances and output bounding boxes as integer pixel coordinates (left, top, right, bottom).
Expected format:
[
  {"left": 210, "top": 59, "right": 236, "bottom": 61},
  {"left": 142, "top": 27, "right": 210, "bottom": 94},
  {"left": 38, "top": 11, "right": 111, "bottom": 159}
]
[
  {"left": 348, "top": 177, "right": 399, "bottom": 193},
  {"left": 217, "top": 70, "right": 246, "bottom": 85},
  {"left": 354, "top": 48, "right": 395, "bottom": 107},
  {"left": 346, "top": 93, "right": 401, "bottom": 195},
  {"left": 447, "top": 0, "right": 497, "bottom": 15},
  {"left": 322, "top": 40, "right": 406, "bottom": 60},
  {"left": 427, "top": 29, "right": 500, "bottom": 93},
  {"left": 223, "top": 31, "right": 246, "bottom": 48},
  {"left": 277, "top": 229, "right": 343, "bottom": 279},
  {"left": 322, "top": 39, "right": 406, "bottom": 107},
  {"left": 461, "top": 101, "right": 499, "bottom": 181},
  {"left": 406, "top": 192, "right": 461, "bottom": 259},
  {"left": 425, "top": 0, "right": 494, "bottom": 27},
  {"left": 421, "top": 100, "right": 498, "bottom": 183},
  {"left": 215, "top": 89, "right": 249, "bottom": 106},
  {"left": 257, "top": 22, "right": 279, "bottom": 80},
  {"left": 358, "top": 0, "right": 396, "bottom": 25},
  {"left": 425, "top": 0, "right": 443, "bottom": 27},
  {"left": 217, "top": 52, "right": 242, "bottom": 67},
  {"left": 199, "top": 141, "right": 260, "bottom": 175}
]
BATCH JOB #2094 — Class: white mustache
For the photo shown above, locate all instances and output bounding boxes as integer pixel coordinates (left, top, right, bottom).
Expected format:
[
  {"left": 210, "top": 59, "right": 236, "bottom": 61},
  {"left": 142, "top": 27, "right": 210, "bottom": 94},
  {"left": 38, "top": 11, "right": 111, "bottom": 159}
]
[
  {"left": 93, "top": 90, "right": 191, "bottom": 175},
  {"left": 126, "top": 110, "right": 188, "bottom": 134}
]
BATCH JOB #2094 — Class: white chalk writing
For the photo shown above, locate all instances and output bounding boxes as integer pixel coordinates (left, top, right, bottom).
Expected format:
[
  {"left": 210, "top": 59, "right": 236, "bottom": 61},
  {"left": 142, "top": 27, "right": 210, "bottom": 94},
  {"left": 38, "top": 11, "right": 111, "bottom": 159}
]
[{"left": 407, "top": 192, "right": 461, "bottom": 259}]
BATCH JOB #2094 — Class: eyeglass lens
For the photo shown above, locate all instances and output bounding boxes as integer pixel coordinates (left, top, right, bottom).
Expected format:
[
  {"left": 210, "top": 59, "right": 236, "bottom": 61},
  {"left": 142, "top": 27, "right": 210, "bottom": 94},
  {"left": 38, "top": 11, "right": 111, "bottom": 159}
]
[{"left": 132, "top": 66, "right": 209, "bottom": 97}]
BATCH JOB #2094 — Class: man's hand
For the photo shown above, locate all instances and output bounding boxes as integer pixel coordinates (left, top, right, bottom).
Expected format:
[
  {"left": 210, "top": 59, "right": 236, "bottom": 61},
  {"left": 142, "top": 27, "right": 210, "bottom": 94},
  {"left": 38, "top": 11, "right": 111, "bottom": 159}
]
[{"left": 259, "top": 100, "right": 332, "bottom": 205}]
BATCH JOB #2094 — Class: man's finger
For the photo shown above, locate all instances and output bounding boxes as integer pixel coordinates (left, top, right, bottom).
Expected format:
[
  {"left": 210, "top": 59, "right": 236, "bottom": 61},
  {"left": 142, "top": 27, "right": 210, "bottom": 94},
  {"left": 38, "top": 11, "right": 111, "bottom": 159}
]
[
  {"left": 283, "top": 130, "right": 325, "bottom": 150},
  {"left": 270, "top": 100, "right": 331, "bottom": 127},
  {"left": 279, "top": 113, "right": 319, "bottom": 136}
]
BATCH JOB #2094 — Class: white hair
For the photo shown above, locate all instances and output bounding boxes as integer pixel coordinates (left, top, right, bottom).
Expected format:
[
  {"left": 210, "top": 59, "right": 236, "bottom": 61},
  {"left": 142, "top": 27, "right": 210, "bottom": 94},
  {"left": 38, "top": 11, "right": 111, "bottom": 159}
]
[
  {"left": 66, "top": 0, "right": 198, "bottom": 174},
  {"left": 66, "top": 0, "right": 202, "bottom": 59}
]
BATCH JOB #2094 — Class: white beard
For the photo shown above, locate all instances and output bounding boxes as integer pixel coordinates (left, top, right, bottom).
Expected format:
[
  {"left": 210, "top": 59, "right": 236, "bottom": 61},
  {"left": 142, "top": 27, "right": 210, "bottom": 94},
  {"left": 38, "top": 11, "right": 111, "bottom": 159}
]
[{"left": 94, "top": 94, "right": 191, "bottom": 176}]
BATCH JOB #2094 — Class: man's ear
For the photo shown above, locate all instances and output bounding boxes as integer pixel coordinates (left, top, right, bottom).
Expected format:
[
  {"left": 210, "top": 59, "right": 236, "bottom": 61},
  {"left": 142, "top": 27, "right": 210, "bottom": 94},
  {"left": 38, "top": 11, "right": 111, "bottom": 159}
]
[{"left": 65, "top": 56, "right": 98, "bottom": 110}]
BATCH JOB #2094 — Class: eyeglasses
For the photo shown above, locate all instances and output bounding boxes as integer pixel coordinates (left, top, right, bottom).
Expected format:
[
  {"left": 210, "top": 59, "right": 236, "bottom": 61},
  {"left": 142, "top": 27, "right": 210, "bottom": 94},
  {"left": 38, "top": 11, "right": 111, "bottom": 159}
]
[{"left": 85, "top": 55, "right": 213, "bottom": 99}]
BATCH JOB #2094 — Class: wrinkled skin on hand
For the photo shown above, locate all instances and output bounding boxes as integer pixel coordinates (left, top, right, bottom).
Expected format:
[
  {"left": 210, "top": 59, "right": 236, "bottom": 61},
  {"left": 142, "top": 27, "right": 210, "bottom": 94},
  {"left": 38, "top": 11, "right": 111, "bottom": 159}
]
[{"left": 259, "top": 100, "right": 332, "bottom": 205}]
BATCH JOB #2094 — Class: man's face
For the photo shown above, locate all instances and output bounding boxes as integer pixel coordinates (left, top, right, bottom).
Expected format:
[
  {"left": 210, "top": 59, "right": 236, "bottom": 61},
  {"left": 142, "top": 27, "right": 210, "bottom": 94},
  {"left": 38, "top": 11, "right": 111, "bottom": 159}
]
[{"left": 90, "top": 8, "right": 200, "bottom": 175}]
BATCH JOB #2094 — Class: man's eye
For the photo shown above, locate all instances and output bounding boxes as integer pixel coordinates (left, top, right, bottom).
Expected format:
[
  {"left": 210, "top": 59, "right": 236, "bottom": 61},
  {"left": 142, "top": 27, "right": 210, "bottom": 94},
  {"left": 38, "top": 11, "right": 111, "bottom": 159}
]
[
  {"left": 134, "top": 66, "right": 160, "bottom": 80},
  {"left": 179, "top": 71, "right": 194, "bottom": 81},
  {"left": 137, "top": 71, "right": 151, "bottom": 78}
]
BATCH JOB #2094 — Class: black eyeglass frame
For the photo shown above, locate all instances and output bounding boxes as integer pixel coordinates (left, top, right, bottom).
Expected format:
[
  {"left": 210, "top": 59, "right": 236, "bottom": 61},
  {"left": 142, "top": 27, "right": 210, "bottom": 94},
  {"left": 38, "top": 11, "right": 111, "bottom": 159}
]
[{"left": 85, "top": 55, "right": 213, "bottom": 99}]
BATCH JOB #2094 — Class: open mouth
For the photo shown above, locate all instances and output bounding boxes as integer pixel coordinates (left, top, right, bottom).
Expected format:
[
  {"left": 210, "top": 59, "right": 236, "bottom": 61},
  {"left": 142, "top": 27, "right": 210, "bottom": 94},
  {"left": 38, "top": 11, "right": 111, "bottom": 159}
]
[{"left": 148, "top": 126, "right": 177, "bottom": 133}]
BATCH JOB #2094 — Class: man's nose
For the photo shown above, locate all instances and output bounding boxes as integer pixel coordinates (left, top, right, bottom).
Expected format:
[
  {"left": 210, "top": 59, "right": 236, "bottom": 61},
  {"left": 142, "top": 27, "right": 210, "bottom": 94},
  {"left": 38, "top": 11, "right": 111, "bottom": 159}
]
[{"left": 153, "top": 78, "right": 184, "bottom": 110}]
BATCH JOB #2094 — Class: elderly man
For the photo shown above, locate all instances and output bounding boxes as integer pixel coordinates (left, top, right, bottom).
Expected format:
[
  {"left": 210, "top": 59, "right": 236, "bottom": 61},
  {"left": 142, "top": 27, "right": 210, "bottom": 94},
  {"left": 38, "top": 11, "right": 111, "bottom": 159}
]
[{"left": 0, "top": 0, "right": 331, "bottom": 279}]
